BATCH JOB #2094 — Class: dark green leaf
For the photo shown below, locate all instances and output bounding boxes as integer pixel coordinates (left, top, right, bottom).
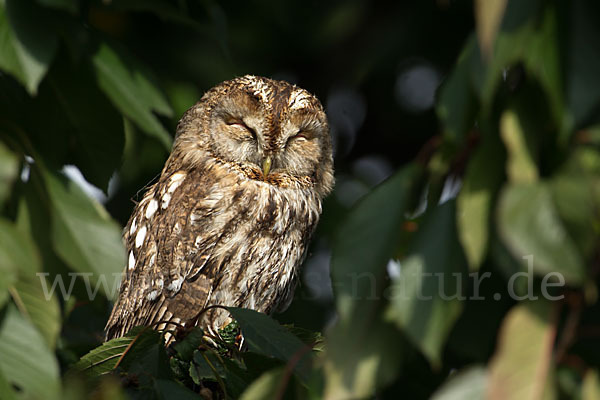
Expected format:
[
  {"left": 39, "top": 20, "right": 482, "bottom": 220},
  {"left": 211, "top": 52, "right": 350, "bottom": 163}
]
[
  {"left": 239, "top": 367, "right": 286, "bottom": 400},
  {"left": 386, "top": 201, "right": 467, "bottom": 366},
  {"left": 36, "top": 0, "right": 77, "bottom": 13},
  {"left": 497, "top": 182, "right": 584, "bottom": 285},
  {"left": 91, "top": 43, "right": 173, "bottom": 149},
  {"left": 0, "top": 0, "right": 57, "bottom": 94},
  {"left": 172, "top": 326, "right": 204, "bottom": 361},
  {"left": 43, "top": 169, "right": 125, "bottom": 300},
  {"left": 227, "top": 307, "right": 312, "bottom": 383},
  {"left": 154, "top": 379, "right": 199, "bottom": 400},
  {"left": 565, "top": 2, "right": 600, "bottom": 127},
  {"left": 436, "top": 36, "right": 480, "bottom": 143},
  {"left": 39, "top": 60, "right": 125, "bottom": 192},
  {"left": 325, "top": 164, "right": 424, "bottom": 398},
  {"left": 0, "top": 305, "right": 60, "bottom": 400}
]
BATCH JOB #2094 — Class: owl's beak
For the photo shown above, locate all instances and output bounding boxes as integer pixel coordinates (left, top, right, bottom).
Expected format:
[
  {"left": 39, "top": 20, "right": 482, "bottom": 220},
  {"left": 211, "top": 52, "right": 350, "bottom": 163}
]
[{"left": 262, "top": 156, "right": 272, "bottom": 177}]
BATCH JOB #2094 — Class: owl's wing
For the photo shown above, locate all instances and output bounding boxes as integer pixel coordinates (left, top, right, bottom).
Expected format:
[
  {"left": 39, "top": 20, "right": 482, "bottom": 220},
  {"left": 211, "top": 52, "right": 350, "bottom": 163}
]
[{"left": 105, "top": 167, "right": 235, "bottom": 340}]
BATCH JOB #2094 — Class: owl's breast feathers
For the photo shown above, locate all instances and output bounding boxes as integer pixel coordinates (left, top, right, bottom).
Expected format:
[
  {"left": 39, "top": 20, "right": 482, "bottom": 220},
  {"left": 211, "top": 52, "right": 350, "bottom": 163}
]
[{"left": 105, "top": 160, "right": 321, "bottom": 341}]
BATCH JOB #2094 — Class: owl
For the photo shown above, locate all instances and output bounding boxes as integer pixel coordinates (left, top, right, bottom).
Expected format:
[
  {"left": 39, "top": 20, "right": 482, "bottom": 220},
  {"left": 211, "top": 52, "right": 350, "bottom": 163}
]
[{"left": 105, "top": 75, "right": 334, "bottom": 343}]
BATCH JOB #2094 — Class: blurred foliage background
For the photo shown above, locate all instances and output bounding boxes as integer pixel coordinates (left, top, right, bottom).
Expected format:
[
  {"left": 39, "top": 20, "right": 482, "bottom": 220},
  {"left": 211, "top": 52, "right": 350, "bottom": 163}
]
[{"left": 0, "top": 0, "right": 599, "bottom": 399}]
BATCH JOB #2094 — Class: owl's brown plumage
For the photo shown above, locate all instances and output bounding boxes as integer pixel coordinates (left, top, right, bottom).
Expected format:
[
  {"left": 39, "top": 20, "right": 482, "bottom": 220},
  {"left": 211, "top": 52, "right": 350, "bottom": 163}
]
[{"left": 105, "top": 75, "right": 334, "bottom": 342}]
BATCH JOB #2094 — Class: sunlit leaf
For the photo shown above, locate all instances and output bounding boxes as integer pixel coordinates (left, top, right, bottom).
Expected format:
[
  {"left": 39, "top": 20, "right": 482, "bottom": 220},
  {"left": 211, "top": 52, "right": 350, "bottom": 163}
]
[
  {"left": 386, "top": 201, "right": 467, "bottom": 366},
  {"left": 583, "top": 370, "right": 600, "bottom": 400},
  {"left": 499, "top": 110, "right": 538, "bottom": 184},
  {"left": 474, "top": 0, "right": 507, "bottom": 59},
  {"left": 0, "top": 0, "right": 57, "bottom": 94},
  {"left": 0, "top": 305, "right": 61, "bottom": 400},
  {"left": 431, "top": 366, "right": 488, "bottom": 400},
  {"left": 497, "top": 182, "right": 584, "bottom": 285},
  {"left": 71, "top": 327, "right": 161, "bottom": 376},
  {"left": 487, "top": 300, "right": 557, "bottom": 399},
  {"left": 0, "top": 140, "right": 18, "bottom": 207},
  {"left": 91, "top": 43, "right": 173, "bottom": 149},
  {"left": 457, "top": 134, "right": 504, "bottom": 271},
  {"left": 43, "top": 169, "right": 125, "bottom": 300}
]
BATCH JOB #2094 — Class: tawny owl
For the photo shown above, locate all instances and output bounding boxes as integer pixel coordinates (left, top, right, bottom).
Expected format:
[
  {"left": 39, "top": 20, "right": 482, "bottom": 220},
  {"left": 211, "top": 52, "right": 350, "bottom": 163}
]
[{"left": 105, "top": 75, "right": 334, "bottom": 343}]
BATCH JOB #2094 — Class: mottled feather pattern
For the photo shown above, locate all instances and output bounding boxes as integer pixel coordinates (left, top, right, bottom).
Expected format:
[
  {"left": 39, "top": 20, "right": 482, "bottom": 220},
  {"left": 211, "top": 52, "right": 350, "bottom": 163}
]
[{"left": 105, "top": 75, "right": 333, "bottom": 342}]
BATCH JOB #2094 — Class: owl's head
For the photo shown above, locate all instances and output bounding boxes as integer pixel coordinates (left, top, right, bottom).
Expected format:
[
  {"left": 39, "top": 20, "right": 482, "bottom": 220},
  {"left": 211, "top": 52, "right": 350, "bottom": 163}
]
[{"left": 172, "top": 75, "right": 334, "bottom": 198}]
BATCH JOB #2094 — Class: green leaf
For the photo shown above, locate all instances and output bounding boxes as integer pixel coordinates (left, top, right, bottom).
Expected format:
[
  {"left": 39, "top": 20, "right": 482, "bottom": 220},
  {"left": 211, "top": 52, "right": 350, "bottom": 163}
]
[
  {"left": 154, "top": 379, "right": 200, "bottom": 400},
  {"left": 474, "top": 0, "right": 507, "bottom": 58},
  {"left": 42, "top": 169, "right": 125, "bottom": 300},
  {"left": 497, "top": 182, "right": 585, "bottom": 285},
  {"left": 239, "top": 367, "right": 286, "bottom": 400},
  {"left": 91, "top": 42, "right": 173, "bottom": 149},
  {"left": 71, "top": 327, "right": 161, "bottom": 376},
  {"left": 481, "top": 3, "right": 564, "bottom": 131},
  {"left": 583, "top": 369, "right": 600, "bottom": 400},
  {"left": 0, "top": 368, "right": 17, "bottom": 400},
  {"left": 40, "top": 59, "right": 125, "bottom": 192},
  {"left": 549, "top": 148, "right": 600, "bottom": 260},
  {"left": 499, "top": 110, "right": 538, "bottom": 184},
  {"left": 386, "top": 201, "right": 467, "bottom": 366},
  {"left": 487, "top": 300, "right": 557, "bottom": 399},
  {"left": 566, "top": 2, "right": 600, "bottom": 128},
  {"left": 227, "top": 307, "right": 312, "bottom": 382},
  {"left": 0, "top": 0, "right": 57, "bottom": 94},
  {"left": 457, "top": 134, "right": 504, "bottom": 271},
  {"left": 0, "top": 140, "right": 18, "bottom": 207},
  {"left": 11, "top": 273, "right": 61, "bottom": 349},
  {"left": 0, "top": 218, "right": 61, "bottom": 347},
  {"left": 172, "top": 326, "right": 204, "bottom": 361},
  {"left": 0, "top": 305, "right": 61, "bottom": 400},
  {"left": 325, "top": 164, "right": 424, "bottom": 398},
  {"left": 436, "top": 37, "right": 481, "bottom": 143},
  {"left": 431, "top": 366, "right": 488, "bottom": 400},
  {"left": 0, "top": 220, "right": 19, "bottom": 308}
]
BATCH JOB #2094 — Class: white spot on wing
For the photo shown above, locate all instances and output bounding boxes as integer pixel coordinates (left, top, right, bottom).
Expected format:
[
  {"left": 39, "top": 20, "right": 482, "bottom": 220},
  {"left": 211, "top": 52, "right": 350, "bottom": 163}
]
[
  {"left": 168, "top": 172, "right": 186, "bottom": 193},
  {"left": 161, "top": 193, "right": 171, "bottom": 209},
  {"left": 167, "top": 276, "right": 184, "bottom": 292},
  {"left": 129, "top": 217, "right": 137, "bottom": 235},
  {"left": 147, "top": 290, "right": 159, "bottom": 301},
  {"left": 128, "top": 251, "right": 135, "bottom": 270},
  {"left": 145, "top": 199, "right": 158, "bottom": 219},
  {"left": 136, "top": 225, "right": 147, "bottom": 248},
  {"left": 149, "top": 253, "right": 156, "bottom": 266}
]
